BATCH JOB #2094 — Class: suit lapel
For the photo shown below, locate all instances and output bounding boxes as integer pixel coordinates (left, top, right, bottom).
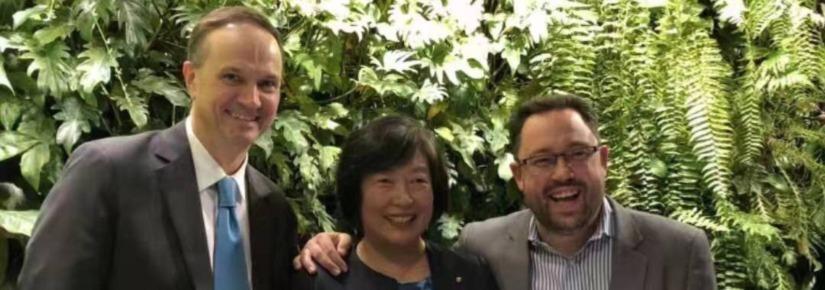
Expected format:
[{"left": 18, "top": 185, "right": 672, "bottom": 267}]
[
  {"left": 428, "top": 244, "right": 453, "bottom": 290},
  {"left": 247, "top": 169, "right": 275, "bottom": 290},
  {"left": 155, "top": 122, "right": 213, "bottom": 290},
  {"left": 609, "top": 198, "right": 648, "bottom": 290},
  {"left": 502, "top": 210, "right": 531, "bottom": 290}
]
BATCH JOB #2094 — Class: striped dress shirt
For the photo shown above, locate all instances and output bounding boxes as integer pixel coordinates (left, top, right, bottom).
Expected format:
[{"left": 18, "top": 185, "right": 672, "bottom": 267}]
[{"left": 528, "top": 198, "right": 614, "bottom": 290}]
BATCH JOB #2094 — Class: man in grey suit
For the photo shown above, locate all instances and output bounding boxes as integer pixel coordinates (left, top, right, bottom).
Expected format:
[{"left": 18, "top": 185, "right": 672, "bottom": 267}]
[
  {"left": 19, "top": 6, "right": 297, "bottom": 290},
  {"left": 295, "top": 94, "right": 717, "bottom": 290}
]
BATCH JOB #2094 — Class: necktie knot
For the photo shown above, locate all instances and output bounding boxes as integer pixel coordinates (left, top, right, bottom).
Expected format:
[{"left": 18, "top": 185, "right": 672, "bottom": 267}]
[{"left": 217, "top": 177, "right": 237, "bottom": 208}]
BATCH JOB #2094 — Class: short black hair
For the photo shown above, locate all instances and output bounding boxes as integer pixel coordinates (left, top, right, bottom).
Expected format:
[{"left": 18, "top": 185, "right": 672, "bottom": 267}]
[
  {"left": 508, "top": 93, "right": 600, "bottom": 155},
  {"left": 336, "top": 115, "right": 449, "bottom": 237}
]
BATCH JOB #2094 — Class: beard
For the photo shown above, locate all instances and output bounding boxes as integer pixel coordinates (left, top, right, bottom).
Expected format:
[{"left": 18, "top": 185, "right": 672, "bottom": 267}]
[{"left": 527, "top": 181, "right": 604, "bottom": 236}]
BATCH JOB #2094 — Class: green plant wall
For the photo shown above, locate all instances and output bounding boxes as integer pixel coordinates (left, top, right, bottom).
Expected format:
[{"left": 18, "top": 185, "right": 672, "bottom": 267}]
[{"left": 0, "top": 0, "right": 824, "bottom": 288}]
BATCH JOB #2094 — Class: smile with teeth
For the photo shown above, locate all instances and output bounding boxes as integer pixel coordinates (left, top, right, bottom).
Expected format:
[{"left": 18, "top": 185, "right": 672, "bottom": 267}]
[
  {"left": 548, "top": 188, "right": 580, "bottom": 202},
  {"left": 227, "top": 109, "right": 257, "bottom": 121},
  {"left": 386, "top": 215, "right": 415, "bottom": 224}
]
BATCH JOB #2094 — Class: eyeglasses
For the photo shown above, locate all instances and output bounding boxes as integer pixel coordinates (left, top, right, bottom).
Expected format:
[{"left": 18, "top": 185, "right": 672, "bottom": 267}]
[{"left": 517, "top": 146, "right": 600, "bottom": 175}]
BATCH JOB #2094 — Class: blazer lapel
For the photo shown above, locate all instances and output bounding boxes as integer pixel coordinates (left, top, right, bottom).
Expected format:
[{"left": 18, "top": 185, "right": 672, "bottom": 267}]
[
  {"left": 246, "top": 170, "right": 276, "bottom": 290},
  {"left": 609, "top": 198, "right": 648, "bottom": 290},
  {"left": 502, "top": 210, "right": 532, "bottom": 290},
  {"left": 155, "top": 123, "right": 213, "bottom": 290},
  {"left": 428, "top": 244, "right": 454, "bottom": 290}
]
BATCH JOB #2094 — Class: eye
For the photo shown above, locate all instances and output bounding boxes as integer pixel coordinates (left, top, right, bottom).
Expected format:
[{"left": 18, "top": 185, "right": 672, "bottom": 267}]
[
  {"left": 221, "top": 73, "right": 241, "bottom": 84},
  {"left": 258, "top": 79, "right": 279, "bottom": 93},
  {"left": 568, "top": 148, "right": 593, "bottom": 160},
  {"left": 529, "top": 156, "right": 556, "bottom": 167},
  {"left": 412, "top": 176, "right": 430, "bottom": 184}
]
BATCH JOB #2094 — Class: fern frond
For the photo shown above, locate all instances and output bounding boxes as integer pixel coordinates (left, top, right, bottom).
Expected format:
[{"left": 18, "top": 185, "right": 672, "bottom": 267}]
[{"left": 732, "top": 61, "right": 764, "bottom": 164}]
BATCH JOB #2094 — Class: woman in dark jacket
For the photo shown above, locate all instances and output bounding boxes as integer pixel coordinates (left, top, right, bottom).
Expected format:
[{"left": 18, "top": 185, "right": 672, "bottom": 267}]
[{"left": 296, "top": 116, "right": 498, "bottom": 290}]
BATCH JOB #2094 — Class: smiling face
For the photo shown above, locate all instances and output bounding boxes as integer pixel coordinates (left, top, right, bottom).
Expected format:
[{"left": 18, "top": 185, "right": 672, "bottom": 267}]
[
  {"left": 359, "top": 151, "right": 434, "bottom": 249},
  {"left": 511, "top": 109, "right": 609, "bottom": 235},
  {"left": 183, "top": 22, "right": 283, "bottom": 154}
]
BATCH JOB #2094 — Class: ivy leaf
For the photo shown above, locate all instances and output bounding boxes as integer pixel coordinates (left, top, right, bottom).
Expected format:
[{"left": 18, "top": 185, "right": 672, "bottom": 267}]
[
  {"left": 412, "top": 79, "right": 446, "bottom": 104},
  {"left": 317, "top": 145, "right": 341, "bottom": 172},
  {"left": 77, "top": 46, "right": 119, "bottom": 93},
  {"left": 12, "top": 5, "right": 47, "bottom": 29},
  {"left": 0, "top": 210, "right": 39, "bottom": 237},
  {"left": 526, "top": 11, "right": 549, "bottom": 43},
  {"left": 434, "top": 127, "right": 455, "bottom": 142},
  {"left": 436, "top": 214, "right": 464, "bottom": 240},
  {"left": 111, "top": 86, "right": 148, "bottom": 127},
  {"left": 115, "top": 0, "right": 153, "bottom": 48},
  {"left": 21, "top": 143, "right": 50, "bottom": 190},
  {"left": 715, "top": 0, "right": 745, "bottom": 25},
  {"left": 485, "top": 123, "right": 509, "bottom": 153},
  {"left": 293, "top": 53, "right": 324, "bottom": 90},
  {"left": 371, "top": 50, "right": 420, "bottom": 74},
  {"left": 0, "top": 36, "right": 11, "bottom": 52},
  {"left": 357, "top": 67, "right": 416, "bottom": 97},
  {"left": 325, "top": 102, "right": 349, "bottom": 118},
  {"left": 452, "top": 123, "right": 484, "bottom": 167},
  {"left": 55, "top": 121, "right": 86, "bottom": 153},
  {"left": 502, "top": 41, "right": 525, "bottom": 72},
  {"left": 53, "top": 97, "right": 94, "bottom": 152},
  {"left": 0, "top": 95, "right": 23, "bottom": 130},
  {"left": 496, "top": 153, "right": 515, "bottom": 180},
  {"left": 447, "top": 0, "right": 483, "bottom": 33},
  {"left": 0, "top": 132, "right": 38, "bottom": 162},
  {"left": 636, "top": 0, "right": 667, "bottom": 7},
  {"left": 33, "top": 22, "right": 74, "bottom": 45},
  {"left": 132, "top": 72, "right": 189, "bottom": 107},
  {"left": 17, "top": 116, "right": 54, "bottom": 142},
  {"left": 297, "top": 153, "right": 321, "bottom": 190},
  {"left": 73, "top": 0, "right": 112, "bottom": 41},
  {"left": 0, "top": 56, "right": 13, "bottom": 94},
  {"left": 0, "top": 182, "right": 25, "bottom": 209},
  {"left": 20, "top": 42, "right": 73, "bottom": 96},
  {"left": 275, "top": 111, "right": 312, "bottom": 152},
  {"left": 254, "top": 128, "right": 274, "bottom": 158}
]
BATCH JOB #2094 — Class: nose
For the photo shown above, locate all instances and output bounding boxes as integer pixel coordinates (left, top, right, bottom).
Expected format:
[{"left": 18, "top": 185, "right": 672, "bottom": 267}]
[
  {"left": 548, "top": 157, "right": 575, "bottom": 181},
  {"left": 391, "top": 184, "right": 415, "bottom": 207},
  {"left": 238, "top": 84, "right": 262, "bottom": 108}
]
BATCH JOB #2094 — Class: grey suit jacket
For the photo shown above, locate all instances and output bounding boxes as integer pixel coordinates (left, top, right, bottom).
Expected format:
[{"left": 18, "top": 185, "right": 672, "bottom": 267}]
[
  {"left": 458, "top": 198, "right": 717, "bottom": 290},
  {"left": 19, "top": 122, "right": 299, "bottom": 290}
]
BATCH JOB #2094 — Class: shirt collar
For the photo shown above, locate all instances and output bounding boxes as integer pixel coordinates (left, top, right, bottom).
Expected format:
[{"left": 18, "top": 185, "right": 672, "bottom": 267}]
[
  {"left": 185, "top": 116, "right": 247, "bottom": 202},
  {"left": 528, "top": 197, "right": 614, "bottom": 245}
]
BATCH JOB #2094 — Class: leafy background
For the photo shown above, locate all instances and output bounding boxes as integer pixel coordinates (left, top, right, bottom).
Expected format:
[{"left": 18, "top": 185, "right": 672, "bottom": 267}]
[{"left": 1, "top": 0, "right": 824, "bottom": 288}]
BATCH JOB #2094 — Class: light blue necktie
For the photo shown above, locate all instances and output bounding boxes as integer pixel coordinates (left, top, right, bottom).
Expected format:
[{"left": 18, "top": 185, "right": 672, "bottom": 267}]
[{"left": 215, "top": 177, "right": 250, "bottom": 290}]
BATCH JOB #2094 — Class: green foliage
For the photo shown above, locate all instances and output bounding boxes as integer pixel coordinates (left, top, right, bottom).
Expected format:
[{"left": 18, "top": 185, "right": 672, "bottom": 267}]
[{"left": 0, "top": 0, "right": 823, "bottom": 288}]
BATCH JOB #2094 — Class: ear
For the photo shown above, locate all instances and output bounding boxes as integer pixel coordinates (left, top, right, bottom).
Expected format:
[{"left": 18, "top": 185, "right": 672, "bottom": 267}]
[
  {"left": 510, "top": 162, "right": 525, "bottom": 192},
  {"left": 598, "top": 145, "right": 609, "bottom": 169},
  {"left": 182, "top": 61, "right": 197, "bottom": 99}
]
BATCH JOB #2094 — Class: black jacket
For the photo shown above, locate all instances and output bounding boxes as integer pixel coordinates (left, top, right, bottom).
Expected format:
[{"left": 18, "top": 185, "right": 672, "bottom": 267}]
[{"left": 296, "top": 242, "right": 499, "bottom": 290}]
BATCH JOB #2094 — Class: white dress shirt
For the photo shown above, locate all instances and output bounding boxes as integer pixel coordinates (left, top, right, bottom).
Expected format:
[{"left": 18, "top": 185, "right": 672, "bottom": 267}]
[{"left": 185, "top": 117, "right": 252, "bottom": 282}]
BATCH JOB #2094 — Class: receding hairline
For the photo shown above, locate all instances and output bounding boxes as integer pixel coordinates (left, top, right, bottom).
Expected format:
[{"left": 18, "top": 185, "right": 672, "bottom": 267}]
[
  {"left": 192, "top": 23, "right": 283, "bottom": 69},
  {"left": 187, "top": 6, "right": 284, "bottom": 68}
]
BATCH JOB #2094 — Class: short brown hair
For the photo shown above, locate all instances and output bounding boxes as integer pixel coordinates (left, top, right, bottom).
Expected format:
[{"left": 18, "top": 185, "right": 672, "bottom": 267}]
[
  {"left": 187, "top": 6, "right": 283, "bottom": 67},
  {"left": 509, "top": 93, "right": 600, "bottom": 154}
]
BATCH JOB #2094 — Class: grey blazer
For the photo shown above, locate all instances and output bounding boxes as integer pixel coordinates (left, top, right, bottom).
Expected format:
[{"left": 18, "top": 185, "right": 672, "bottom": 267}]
[
  {"left": 19, "top": 122, "right": 299, "bottom": 290},
  {"left": 458, "top": 198, "right": 717, "bottom": 290}
]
